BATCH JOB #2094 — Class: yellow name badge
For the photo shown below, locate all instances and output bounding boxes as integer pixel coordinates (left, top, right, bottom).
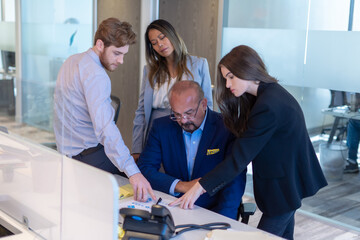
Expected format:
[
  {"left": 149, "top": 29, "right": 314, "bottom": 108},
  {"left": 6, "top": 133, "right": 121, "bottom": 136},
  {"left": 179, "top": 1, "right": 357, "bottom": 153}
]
[{"left": 207, "top": 149, "right": 220, "bottom": 155}]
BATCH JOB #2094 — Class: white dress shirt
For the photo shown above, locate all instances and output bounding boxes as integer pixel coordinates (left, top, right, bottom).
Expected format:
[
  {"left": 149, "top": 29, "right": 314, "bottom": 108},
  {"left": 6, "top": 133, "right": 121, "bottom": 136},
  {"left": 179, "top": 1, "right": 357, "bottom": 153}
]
[{"left": 152, "top": 74, "right": 188, "bottom": 109}]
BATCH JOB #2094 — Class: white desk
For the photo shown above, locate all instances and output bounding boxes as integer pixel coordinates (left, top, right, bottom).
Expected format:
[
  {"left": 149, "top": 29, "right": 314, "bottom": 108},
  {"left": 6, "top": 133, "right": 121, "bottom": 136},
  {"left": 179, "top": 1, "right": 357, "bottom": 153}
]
[
  {"left": 0, "top": 211, "right": 42, "bottom": 239},
  {"left": 0, "top": 132, "right": 120, "bottom": 239},
  {"left": 116, "top": 176, "right": 281, "bottom": 240},
  {"left": 322, "top": 108, "right": 360, "bottom": 144}
]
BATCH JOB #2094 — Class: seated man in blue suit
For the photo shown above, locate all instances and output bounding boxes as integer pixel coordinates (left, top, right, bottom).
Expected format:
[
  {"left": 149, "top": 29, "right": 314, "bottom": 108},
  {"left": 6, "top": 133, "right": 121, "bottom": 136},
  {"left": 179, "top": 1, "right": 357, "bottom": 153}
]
[{"left": 138, "top": 80, "right": 246, "bottom": 219}]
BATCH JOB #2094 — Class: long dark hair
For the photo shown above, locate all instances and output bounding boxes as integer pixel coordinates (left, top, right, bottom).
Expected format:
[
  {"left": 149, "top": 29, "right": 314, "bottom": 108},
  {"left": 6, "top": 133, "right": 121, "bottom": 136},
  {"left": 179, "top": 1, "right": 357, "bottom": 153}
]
[
  {"left": 145, "top": 19, "right": 193, "bottom": 89},
  {"left": 216, "top": 45, "right": 278, "bottom": 137}
]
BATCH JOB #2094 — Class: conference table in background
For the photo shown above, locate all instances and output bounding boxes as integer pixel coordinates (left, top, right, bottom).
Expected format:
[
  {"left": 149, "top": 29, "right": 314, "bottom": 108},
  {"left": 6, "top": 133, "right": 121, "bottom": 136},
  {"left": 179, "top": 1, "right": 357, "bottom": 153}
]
[
  {"left": 115, "top": 176, "right": 281, "bottom": 240},
  {"left": 322, "top": 107, "right": 360, "bottom": 144}
]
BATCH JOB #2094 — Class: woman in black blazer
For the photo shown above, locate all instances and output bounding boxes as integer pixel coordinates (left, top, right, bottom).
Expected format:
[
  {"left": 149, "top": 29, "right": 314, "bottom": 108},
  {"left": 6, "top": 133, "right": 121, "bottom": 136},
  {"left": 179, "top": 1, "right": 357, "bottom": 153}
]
[{"left": 171, "top": 45, "right": 327, "bottom": 239}]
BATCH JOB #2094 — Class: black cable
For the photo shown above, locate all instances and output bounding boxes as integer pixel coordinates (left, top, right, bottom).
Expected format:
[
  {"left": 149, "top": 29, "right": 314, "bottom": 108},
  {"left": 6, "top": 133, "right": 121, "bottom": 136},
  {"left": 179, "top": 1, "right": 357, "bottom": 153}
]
[{"left": 175, "top": 222, "right": 231, "bottom": 235}]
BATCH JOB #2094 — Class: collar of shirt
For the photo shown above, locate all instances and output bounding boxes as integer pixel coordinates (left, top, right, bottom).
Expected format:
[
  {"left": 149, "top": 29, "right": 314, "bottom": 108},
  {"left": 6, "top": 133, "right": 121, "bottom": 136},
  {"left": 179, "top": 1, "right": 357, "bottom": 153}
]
[
  {"left": 182, "top": 108, "right": 208, "bottom": 136},
  {"left": 86, "top": 48, "right": 102, "bottom": 67},
  {"left": 182, "top": 108, "right": 208, "bottom": 179}
]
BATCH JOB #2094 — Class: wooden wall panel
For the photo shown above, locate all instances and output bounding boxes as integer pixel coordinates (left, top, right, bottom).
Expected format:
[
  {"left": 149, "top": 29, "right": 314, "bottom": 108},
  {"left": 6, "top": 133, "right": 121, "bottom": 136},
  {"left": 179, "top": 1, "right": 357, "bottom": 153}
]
[
  {"left": 97, "top": 0, "right": 141, "bottom": 149},
  {"left": 159, "top": 0, "right": 219, "bottom": 84}
]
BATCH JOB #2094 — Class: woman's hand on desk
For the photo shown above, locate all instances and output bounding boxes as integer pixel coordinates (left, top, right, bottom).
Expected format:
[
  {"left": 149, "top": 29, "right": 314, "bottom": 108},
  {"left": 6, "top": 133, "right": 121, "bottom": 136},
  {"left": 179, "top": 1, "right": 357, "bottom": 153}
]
[
  {"left": 129, "top": 173, "right": 156, "bottom": 202},
  {"left": 169, "top": 182, "right": 205, "bottom": 209}
]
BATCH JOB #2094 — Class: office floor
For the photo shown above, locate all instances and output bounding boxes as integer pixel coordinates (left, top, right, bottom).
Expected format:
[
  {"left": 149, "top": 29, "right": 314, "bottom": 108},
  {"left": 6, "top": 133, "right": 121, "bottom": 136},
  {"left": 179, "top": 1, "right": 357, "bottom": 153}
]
[
  {"left": 242, "top": 194, "right": 360, "bottom": 239},
  {"left": 243, "top": 133, "right": 360, "bottom": 239},
  {"left": 1, "top": 109, "right": 360, "bottom": 239},
  {"left": 0, "top": 109, "right": 55, "bottom": 146},
  {"left": 302, "top": 134, "right": 360, "bottom": 230}
]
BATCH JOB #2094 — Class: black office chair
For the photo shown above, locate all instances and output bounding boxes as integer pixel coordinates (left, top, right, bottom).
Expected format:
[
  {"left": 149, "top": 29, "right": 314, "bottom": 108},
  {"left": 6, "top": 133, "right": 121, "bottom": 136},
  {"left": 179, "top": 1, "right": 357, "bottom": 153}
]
[
  {"left": 237, "top": 201, "right": 256, "bottom": 224},
  {"left": 328, "top": 90, "right": 348, "bottom": 108},
  {"left": 110, "top": 95, "right": 121, "bottom": 124}
]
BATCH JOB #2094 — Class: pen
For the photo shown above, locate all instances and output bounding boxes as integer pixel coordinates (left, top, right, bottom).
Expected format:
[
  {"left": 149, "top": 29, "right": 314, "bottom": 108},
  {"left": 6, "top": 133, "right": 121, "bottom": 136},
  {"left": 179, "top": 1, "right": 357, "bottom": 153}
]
[{"left": 156, "top": 197, "right": 162, "bottom": 205}]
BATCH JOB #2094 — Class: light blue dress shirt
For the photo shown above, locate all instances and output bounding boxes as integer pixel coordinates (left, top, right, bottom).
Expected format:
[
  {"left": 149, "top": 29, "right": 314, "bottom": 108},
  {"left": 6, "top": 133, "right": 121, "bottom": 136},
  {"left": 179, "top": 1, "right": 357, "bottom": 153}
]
[
  {"left": 169, "top": 110, "right": 208, "bottom": 195},
  {"left": 53, "top": 48, "right": 139, "bottom": 177}
]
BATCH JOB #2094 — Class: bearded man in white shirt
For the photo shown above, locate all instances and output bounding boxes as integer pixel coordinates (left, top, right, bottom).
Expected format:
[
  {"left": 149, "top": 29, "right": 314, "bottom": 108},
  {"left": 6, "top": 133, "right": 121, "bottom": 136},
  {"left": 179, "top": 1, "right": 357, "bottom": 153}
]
[{"left": 54, "top": 17, "right": 155, "bottom": 201}]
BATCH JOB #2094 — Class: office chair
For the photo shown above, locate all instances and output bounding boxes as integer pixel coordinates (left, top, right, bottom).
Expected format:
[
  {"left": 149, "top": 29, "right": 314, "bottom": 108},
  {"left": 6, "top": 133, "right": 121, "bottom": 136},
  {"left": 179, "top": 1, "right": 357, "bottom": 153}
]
[
  {"left": 328, "top": 90, "right": 348, "bottom": 108},
  {"left": 237, "top": 201, "right": 256, "bottom": 224},
  {"left": 110, "top": 95, "right": 121, "bottom": 124}
]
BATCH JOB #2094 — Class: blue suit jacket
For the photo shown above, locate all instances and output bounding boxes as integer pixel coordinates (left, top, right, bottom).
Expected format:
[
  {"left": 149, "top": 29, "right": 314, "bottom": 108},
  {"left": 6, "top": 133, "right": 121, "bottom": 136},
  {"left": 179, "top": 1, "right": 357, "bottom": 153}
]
[{"left": 138, "top": 109, "right": 246, "bottom": 219}]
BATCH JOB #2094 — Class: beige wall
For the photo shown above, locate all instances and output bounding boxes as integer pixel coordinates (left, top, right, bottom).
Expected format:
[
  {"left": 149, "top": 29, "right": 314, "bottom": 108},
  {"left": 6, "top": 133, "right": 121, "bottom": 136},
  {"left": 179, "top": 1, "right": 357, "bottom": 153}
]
[
  {"left": 97, "top": 0, "right": 141, "bottom": 148},
  {"left": 159, "top": 0, "right": 219, "bottom": 84}
]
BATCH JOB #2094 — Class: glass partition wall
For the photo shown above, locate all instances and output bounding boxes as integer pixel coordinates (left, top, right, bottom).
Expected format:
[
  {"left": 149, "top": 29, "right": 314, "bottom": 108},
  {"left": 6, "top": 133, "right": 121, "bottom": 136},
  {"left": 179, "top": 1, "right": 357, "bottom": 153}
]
[
  {"left": 222, "top": 0, "right": 360, "bottom": 231},
  {"left": 20, "top": 0, "right": 94, "bottom": 131},
  {"left": 0, "top": 1, "right": 99, "bottom": 239}
]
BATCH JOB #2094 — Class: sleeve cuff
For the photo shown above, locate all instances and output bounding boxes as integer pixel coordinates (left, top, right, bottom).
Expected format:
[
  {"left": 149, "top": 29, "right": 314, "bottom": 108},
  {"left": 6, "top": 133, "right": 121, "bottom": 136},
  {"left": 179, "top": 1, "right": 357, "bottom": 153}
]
[
  {"left": 124, "top": 161, "right": 141, "bottom": 177},
  {"left": 131, "top": 144, "right": 142, "bottom": 155},
  {"left": 170, "top": 179, "right": 181, "bottom": 196}
]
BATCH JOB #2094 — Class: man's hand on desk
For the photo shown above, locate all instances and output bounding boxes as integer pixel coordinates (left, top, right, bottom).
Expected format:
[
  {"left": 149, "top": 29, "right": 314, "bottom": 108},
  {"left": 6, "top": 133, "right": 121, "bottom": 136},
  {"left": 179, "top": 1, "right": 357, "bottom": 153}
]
[
  {"left": 170, "top": 182, "right": 206, "bottom": 209},
  {"left": 129, "top": 173, "right": 156, "bottom": 202},
  {"left": 175, "top": 178, "right": 200, "bottom": 193}
]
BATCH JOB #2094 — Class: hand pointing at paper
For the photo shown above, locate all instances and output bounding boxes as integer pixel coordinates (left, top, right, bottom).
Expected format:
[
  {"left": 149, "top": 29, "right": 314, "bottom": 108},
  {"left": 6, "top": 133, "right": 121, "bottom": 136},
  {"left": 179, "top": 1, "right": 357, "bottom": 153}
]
[{"left": 129, "top": 173, "right": 156, "bottom": 202}]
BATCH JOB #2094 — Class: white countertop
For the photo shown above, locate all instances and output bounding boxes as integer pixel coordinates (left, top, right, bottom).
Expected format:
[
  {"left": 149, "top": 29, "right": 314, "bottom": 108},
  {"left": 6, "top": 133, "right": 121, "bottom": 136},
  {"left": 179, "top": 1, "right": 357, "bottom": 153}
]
[
  {"left": 0, "top": 210, "right": 42, "bottom": 239},
  {"left": 116, "top": 176, "right": 281, "bottom": 240}
]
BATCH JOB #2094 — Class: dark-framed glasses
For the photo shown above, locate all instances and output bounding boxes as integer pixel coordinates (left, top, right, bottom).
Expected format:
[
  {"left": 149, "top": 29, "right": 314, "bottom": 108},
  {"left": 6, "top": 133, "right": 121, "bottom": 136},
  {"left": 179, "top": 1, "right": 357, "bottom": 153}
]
[{"left": 170, "top": 99, "right": 203, "bottom": 121}]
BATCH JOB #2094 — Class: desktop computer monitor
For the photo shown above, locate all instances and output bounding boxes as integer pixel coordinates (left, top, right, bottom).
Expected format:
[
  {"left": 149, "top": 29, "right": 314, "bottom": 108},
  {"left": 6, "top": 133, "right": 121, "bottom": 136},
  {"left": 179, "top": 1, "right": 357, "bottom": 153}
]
[{"left": 1, "top": 50, "right": 16, "bottom": 73}]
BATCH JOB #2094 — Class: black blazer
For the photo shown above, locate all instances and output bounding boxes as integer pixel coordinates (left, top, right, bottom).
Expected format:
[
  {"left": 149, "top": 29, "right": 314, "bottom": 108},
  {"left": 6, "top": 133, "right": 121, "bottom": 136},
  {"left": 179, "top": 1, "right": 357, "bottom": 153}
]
[{"left": 200, "top": 82, "right": 327, "bottom": 216}]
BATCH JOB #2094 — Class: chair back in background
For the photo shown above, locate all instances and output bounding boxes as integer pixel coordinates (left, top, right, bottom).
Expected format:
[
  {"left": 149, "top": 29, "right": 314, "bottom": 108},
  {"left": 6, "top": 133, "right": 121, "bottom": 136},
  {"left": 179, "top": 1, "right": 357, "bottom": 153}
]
[{"left": 110, "top": 95, "right": 121, "bottom": 124}]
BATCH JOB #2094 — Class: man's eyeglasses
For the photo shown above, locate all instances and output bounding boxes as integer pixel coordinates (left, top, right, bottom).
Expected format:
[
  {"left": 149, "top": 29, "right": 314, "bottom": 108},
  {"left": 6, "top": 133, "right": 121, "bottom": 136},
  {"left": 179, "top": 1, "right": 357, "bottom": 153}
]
[{"left": 170, "top": 99, "right": 202, "bottom": 121}]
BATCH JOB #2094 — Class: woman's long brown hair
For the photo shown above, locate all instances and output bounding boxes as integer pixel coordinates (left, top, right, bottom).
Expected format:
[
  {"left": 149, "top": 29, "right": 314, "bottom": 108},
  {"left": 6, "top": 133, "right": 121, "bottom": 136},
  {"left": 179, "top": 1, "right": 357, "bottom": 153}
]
[
  {"left": 216, "top": 45, "right": 278, "bottom": 137},
  {"left": 145, "top": 19, "right": 194, "bottom": 89}
]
